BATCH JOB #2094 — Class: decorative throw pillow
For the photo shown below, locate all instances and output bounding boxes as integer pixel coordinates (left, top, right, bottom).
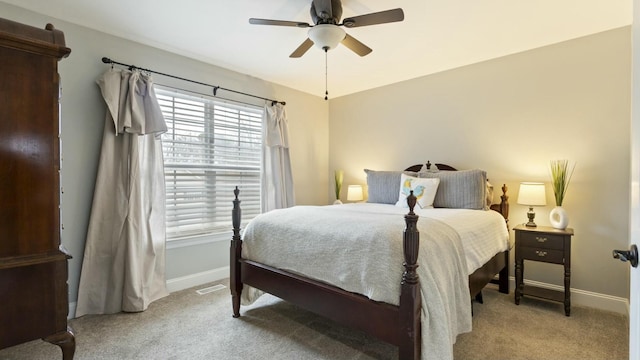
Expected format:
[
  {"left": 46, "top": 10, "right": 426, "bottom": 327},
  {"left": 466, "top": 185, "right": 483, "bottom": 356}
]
[
  {"left": 419, "top": 169, "right": 487, "bottom": 210},
  {"left": 486, "top": 180, "right": 494, "bottom": 208},
  {"left": 365, "top": 169, "right": 417, "bottom": 204},
  {"left": 395, "top": 174, "right": 440, "bottom": 209}
]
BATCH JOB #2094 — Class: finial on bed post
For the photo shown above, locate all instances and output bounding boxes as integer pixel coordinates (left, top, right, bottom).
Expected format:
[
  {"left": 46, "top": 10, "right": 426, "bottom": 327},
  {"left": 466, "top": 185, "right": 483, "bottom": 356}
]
[
  {"left": 230, "top": 186, "right": 243, "bottom": 318},
  {"left": 407, "top": 190, "right": 417, "bottom": 216},
  {"left": 399, "top": 190, "right": 421, "bottom": 359},
  {"left": 499, "top": 184, "right": 509, "bottom": 221}
]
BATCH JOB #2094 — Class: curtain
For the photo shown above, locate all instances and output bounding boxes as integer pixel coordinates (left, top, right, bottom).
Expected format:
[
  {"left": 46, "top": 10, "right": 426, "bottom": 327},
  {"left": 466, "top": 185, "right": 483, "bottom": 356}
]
[
  {"left": 261, "top": 103, "right": 295, "bottom": 212},
  {"left": 75, "top": 69, "right": 169, "bottom": 317}
]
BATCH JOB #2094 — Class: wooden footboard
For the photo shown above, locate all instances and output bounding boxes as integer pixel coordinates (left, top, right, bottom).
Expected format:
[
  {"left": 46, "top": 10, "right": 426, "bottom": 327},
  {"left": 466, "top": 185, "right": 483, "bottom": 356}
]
[{"left": 230, "top": 183, "right": 510, "bottom": 360}]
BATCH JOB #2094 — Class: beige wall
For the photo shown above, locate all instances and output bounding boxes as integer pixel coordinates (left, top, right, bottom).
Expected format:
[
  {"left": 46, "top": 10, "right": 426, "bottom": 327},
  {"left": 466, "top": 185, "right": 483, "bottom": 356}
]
[
  {"left": 1, "top": 1, "right": 630, "bottom": 305},
  {"left": 329, "top": 27, "right": 631, "bottom": 299},
  {"left": 0, "top": 3, "right": 329, "bottom": 304}
]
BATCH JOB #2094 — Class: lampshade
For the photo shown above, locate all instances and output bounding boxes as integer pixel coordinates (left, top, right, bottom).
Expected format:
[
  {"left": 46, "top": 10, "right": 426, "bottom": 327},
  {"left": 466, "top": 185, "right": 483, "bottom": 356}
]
[
  {"left": 308, "top": 24, "right": 346, "bottom": 51},
  {"left": 347, "top": 185, "right": 364, "bottom": 201},
  {"left": 517, "top": 182, "right": 547, "bottom": 206}
]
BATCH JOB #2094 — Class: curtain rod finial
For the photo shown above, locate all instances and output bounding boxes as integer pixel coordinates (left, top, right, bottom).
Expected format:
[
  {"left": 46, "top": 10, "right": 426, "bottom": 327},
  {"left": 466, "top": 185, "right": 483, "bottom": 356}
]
[{"left": 101, "top": 57, "right": 111, "bottom": 64}]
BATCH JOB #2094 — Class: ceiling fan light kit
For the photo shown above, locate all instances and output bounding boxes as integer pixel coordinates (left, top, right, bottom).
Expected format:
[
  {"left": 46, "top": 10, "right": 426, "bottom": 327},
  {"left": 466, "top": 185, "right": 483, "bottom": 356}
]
[{"left": 308, "top": 24, "right": 345, "bottom": 51}]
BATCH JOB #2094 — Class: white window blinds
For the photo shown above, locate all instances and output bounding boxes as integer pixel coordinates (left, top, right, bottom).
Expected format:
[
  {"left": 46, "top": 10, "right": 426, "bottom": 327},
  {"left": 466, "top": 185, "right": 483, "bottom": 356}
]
[{"left": 156, "top": 86, "right": 262, "bottom": 240}]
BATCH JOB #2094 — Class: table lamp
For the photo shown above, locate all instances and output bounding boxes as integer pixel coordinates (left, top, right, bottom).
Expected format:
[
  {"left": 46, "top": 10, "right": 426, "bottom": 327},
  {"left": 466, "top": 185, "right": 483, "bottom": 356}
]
[
  {"left": 347, "top": 185, "right": 364, "bottom": 202},
  {"left": 517, "top": 182, "right": 546, "bottom": 227}
]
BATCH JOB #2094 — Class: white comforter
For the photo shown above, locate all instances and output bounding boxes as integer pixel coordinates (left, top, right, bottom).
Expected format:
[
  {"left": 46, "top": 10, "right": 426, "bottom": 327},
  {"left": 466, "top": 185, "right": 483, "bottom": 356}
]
[{"left": 240, "top": 203, "right": 509, "bottom": 360}]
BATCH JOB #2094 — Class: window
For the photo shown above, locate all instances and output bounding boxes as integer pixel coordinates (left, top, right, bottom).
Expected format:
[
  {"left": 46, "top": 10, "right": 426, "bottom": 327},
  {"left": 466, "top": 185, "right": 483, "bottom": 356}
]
[{"left": 156, "top": 86, "right": 262, "bottom": 240}]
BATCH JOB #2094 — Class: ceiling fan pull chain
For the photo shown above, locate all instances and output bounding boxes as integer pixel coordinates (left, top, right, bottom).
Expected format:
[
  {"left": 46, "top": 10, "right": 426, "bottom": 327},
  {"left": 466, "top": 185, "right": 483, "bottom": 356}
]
[{"left": 324, "top": 48, "right": 329, "bottom": 101}]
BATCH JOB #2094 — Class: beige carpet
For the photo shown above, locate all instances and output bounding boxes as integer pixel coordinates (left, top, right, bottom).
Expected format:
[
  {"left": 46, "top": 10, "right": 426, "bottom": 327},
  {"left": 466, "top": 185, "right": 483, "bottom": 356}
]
[{"left": 0, "top": 281, "right": 628, "bottom": 360}]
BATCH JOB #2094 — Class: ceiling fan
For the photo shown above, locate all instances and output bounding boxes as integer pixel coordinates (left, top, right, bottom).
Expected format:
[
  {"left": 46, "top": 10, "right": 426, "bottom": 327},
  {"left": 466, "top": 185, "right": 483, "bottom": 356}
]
[{"left": 249, "top": 0, "right": 404, "bottom": 58}]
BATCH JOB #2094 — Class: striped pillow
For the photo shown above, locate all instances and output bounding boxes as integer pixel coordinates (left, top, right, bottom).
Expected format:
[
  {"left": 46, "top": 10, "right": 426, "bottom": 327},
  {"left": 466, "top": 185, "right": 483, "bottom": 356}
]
[
  {"left": 419, "top": 169, "right": 488, "bottom": 210},
  {"left": 364, "top": 169, "right": 417, "bottom": 204}
]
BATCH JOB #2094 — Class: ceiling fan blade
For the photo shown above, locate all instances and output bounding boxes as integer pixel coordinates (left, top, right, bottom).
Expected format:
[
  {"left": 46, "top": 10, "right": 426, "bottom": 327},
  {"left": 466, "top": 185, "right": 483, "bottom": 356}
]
[
  {"left": 341, "top": 34, "right": 372, "bottom": 57},
  {"left": 249, "top": 18, "right": 310, "bottom": 28},
  {"left": 341, "top": 8, "right": 404, "bottom": 28},
  {"left": 289, "top": 38, "right": 314, "bottom": 58}
]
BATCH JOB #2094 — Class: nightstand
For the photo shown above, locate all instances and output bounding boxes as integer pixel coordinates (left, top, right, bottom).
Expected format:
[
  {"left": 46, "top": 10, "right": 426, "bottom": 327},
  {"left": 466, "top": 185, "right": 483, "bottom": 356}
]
[{"left": 514, "top": 224, "right": 574, "bottom": 316}]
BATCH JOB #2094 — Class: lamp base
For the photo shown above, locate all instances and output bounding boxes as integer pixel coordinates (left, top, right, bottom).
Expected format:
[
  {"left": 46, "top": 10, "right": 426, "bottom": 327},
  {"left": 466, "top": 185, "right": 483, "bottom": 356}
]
[{"left": 525, "top": 207, "right": 537, "bottom": 227}]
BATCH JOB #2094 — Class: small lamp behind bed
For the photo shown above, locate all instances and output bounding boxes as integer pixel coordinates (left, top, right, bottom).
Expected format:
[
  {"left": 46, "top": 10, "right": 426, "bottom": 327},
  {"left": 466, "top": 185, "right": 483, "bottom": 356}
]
[
  {"left": 517, "top": 182, "right": 546, "bottom": 227},
  {"left": 347, "top": 185, "right": 364, "bottom": 202}
]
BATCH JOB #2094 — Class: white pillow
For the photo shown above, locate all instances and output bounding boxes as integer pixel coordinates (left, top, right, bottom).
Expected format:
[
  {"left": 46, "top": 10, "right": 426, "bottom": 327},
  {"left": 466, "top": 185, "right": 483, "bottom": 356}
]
[
  {"left": 486, "top": 180, "right": 494, "bottom": 208},
  {"left": 395, "top": 174, "right": 440, "bottom": 209}
]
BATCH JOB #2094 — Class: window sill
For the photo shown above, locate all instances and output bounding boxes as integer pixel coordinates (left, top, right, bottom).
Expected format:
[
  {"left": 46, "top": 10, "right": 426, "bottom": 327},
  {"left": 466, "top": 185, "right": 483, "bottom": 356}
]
[{"left": 166, "top": 231, "right": 230, "bottom": 250}]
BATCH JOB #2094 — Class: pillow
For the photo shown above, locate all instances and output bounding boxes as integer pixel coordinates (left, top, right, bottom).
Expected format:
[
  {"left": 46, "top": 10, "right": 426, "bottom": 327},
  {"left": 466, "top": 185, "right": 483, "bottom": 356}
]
[
  {"left": 364, "top": 169, "right": 417, "bottom": 204},
  {"left": 486, "top": 180, "right": 494, "bottom": 208},
  {"left": 395, "top": 174, "right": 440, "bottom": 209},
  {"left": 419, "top": 169, "right": 487, "bottom": 210}
]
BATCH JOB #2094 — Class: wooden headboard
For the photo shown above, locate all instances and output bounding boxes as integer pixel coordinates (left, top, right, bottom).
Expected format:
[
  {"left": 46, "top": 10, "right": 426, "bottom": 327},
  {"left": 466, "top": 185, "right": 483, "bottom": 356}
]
[
  {"left": 404, "top": 161, "right": 509, "bottom": 222},
  {"left": 404, "top": 161, "right": 456, "bottom": 173}
]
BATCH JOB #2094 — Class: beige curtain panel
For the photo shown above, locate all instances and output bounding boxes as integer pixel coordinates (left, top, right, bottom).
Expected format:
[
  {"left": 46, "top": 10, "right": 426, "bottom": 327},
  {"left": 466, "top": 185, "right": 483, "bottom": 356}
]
[{"left": 76, "top": 69, "right": 169, "bottom": 317}]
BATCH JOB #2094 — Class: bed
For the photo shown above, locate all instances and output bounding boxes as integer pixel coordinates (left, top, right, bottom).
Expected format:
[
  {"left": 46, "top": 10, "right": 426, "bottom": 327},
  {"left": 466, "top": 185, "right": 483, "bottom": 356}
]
[{"left": 230, "top": 162, "right": 510, "bottom": 360}]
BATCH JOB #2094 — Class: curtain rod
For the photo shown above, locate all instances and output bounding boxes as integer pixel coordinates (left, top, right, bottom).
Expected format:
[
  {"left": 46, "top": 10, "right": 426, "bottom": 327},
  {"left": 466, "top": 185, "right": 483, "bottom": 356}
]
[{"left": 101, "top": 57, "right": 286, "bottom": 106}]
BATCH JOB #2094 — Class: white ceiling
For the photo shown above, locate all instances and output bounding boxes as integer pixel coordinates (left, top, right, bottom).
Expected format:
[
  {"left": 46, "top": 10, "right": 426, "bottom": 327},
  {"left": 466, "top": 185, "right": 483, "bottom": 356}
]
[{"left": 2, "top": 0, "right": 632, "bottom": 98}]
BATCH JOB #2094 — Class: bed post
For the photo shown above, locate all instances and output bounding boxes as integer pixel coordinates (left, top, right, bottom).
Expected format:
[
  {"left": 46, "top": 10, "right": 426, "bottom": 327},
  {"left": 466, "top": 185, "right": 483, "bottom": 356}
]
[
  {"left": 490, "top": 184, "right": 509, "bottom": 224},
  {"left": 399, "top": 191, "right": 421, "bottom": 360},
  {"left": 490, "top": 184, "right": 510, "bottom": 294},
  {"left": 230, "top": 186, "right": 243, "bottom": 318}
]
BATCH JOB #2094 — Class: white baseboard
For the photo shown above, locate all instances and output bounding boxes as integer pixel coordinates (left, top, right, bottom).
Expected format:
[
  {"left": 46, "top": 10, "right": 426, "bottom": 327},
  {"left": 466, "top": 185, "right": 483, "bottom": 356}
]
[
  {"left": 69, "top": 270, "right": 627, "bottom": 319},
  {"left": 166, "top": 266, "right": 230, "bottom": 293},
  {"left": 511, "top": 277, "right": 629, "bottom": 315}
]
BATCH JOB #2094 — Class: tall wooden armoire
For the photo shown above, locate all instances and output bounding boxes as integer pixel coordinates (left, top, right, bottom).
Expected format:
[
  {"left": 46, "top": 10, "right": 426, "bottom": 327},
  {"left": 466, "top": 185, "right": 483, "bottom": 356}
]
[{"left": 0, "top": 18, "right": 75, "bottom": 359}]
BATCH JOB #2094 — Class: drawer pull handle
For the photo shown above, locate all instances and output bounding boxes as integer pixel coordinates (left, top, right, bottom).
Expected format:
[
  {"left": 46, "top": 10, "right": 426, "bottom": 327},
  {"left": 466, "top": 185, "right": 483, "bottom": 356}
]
[
  {"left": 536, "top": 237, "right": 547, "bottom": 243},
  {"left": 535, "top": 250, "right": 547, "bottom": 257}
]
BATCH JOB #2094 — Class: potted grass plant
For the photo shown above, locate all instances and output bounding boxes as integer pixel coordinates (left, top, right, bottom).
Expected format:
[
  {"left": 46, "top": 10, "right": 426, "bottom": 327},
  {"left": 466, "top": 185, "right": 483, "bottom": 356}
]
[
  {"left": 549, "top": 159, "right": 575, "bottom": 229},
  {"left": 334, "top": 170, "right": 344, "bottom": 204}
]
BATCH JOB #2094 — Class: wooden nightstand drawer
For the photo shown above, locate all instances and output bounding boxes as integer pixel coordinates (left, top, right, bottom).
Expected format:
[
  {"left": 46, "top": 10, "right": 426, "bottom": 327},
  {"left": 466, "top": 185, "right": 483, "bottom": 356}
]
[
  {"left": 519, "top": 246, "right": 564, "bottom": 264},
  {"left": 518, "top": 232, "right": 564, "bottom": 250}
]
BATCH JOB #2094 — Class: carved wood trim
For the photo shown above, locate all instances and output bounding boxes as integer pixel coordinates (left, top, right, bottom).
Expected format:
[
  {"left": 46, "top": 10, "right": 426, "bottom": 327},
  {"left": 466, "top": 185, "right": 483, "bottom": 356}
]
[
  {"left": 399, "top": 190, "right": 421, "bottom": 359},
  {"left": 230, "top": 186, "right": 243, "bottom": 318}
]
